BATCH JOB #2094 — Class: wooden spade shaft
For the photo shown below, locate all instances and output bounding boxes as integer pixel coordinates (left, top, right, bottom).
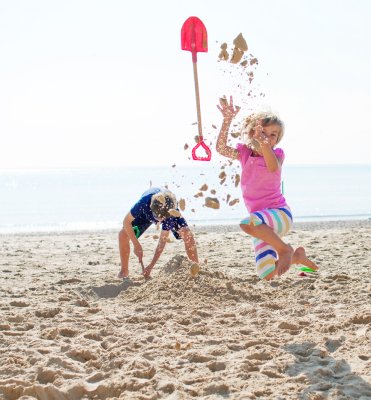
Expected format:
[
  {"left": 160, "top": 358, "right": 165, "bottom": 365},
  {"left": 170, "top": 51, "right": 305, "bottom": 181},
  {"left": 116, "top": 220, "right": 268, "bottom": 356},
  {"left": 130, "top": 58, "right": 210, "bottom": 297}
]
[{"left": 192, "top": 62, "right": 203, "bottom": 139}]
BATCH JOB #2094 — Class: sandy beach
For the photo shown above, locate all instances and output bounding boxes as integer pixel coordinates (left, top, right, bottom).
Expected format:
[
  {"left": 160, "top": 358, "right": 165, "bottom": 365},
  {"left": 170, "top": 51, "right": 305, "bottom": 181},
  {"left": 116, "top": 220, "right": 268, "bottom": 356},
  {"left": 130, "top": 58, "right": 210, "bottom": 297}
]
[{"left": 0, "top": 219, "right": 370, "bottom": 400}]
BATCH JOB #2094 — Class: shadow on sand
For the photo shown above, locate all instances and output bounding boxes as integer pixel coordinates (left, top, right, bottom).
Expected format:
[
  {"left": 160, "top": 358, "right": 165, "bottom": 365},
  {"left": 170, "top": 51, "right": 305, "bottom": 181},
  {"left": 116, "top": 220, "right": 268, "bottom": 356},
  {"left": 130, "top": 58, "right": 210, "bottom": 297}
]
[
  {"left": 89, "top": 279, "right": 143, "bottom": 299},
  {"left": 284, "top": 341, "right": 371, "bottom": 399}
]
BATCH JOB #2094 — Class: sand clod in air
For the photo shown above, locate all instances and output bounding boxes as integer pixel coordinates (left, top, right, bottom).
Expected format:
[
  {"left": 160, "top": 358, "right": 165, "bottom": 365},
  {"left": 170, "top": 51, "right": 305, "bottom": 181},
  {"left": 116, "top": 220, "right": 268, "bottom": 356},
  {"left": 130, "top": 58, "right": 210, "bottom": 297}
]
[
  {"left": 230, "top": 33, "right": 248, "bottom": 64},
  {"left": 234, "top": 174, "right": 241, "bottom": 187},
  {"left": 178, "top": 198, "right": 186, "bottom": 211},
  {"left": 229, "top": 198, "right": 240, "bottom": 207},
  {"left": 230, "top": 47, "right": 244, "bottom": 64},
  {"left": 219, "top": 171, "right": 226, "bottom": 180},
  {"left": 199, "top": 184, "right": 208, "bottom": 191},
  {"left": 218, "top": 42, "right": 229, "bottom": 60},
  {"left": 233, "top": 33, "right": 248, "bottom": 51},
  {"left": 205, "top": 197, "right": 220, "bottom": 209},
  {"left": 219, "top": 170, "right": 227, "bottom": 185},
  {"left": 154, "top": 193, "right": 165, "bottom": 205},
  {"left": 169, "top": 209, "right": 181, "bottom": 217},
  {"left": 219, "top": 96, "right": 228, "bottom": 105}
]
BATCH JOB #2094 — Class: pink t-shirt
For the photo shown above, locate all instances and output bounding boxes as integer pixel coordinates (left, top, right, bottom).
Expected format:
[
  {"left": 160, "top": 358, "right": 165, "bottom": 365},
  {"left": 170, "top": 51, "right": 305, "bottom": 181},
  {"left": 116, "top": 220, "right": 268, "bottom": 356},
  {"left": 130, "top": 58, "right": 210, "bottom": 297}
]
[{"left": 236, "top": 143, "right": 288, "bottom": 213}]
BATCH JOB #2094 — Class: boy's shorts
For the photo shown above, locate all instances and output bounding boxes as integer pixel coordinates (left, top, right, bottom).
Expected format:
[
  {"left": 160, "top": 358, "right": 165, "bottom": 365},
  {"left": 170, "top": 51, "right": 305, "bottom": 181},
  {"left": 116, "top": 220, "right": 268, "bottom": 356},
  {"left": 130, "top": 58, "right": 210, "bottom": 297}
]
[
  {"left": 131, "top": 217, "right": 188, "bottom": 240},
  {"left": 131, "top": 220, "right": 152, "bottom": 239}
]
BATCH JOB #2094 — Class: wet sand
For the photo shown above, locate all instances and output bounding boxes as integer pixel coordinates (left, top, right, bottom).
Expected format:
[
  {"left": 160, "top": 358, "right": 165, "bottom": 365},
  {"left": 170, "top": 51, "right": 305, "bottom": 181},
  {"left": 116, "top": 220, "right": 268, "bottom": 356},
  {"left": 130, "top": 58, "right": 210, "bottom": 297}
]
[{"left": 0, "top": 220, "right": 370, "bottom": 399}]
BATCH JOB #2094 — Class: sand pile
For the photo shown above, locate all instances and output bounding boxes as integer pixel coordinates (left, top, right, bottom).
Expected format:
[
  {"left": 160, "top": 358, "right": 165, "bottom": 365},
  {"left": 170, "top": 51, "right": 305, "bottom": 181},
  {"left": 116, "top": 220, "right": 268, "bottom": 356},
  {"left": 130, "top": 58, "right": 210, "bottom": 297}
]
[{"left": 113, "top": 255, "right": 265, "bottom": 308}]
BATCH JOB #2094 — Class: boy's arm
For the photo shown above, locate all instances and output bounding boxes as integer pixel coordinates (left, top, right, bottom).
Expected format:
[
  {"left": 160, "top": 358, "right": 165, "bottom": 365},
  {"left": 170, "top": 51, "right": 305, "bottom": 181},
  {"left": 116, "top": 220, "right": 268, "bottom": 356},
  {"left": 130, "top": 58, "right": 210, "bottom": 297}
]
[
  {"left": 123, "top": 212, "right": 143, "bottom": 261},
  {"left": 144, "top": 229, "right": 170, "bottom": 276}
]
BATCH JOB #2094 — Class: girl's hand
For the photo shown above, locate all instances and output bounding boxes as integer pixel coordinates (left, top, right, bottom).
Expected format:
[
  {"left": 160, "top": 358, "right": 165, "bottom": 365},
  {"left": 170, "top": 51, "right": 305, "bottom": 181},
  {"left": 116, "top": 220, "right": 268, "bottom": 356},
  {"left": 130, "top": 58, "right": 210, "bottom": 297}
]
[
  {"left": 217, "top": 95, "right": 240, "bottom": 121},
  {"left": 253, "top": 120, "right": 269, "bottom": 146}
]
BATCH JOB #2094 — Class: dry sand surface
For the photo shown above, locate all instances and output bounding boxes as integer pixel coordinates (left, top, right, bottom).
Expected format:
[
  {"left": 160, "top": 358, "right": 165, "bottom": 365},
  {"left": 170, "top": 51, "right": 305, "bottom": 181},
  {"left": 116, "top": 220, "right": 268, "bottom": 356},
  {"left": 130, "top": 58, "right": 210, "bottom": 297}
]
[{"left": 0, "top": 220, "right": 370, "bottom": 400}]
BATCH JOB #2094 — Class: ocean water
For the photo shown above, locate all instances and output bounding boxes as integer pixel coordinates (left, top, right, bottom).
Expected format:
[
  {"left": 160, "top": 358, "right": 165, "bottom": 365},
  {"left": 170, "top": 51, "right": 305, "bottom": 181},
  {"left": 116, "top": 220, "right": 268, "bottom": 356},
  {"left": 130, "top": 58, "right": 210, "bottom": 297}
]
[{"left": 0, "top": 164, "right": 370, "bottom": 233}]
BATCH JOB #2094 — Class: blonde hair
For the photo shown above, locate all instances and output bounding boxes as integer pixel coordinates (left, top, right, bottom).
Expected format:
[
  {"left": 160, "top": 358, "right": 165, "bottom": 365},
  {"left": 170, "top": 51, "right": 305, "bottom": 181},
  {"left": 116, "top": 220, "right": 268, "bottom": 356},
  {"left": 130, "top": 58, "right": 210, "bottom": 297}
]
[
  {"left": 240, "top": 111, "right": 285, "bottom": 150},
  {"left": 150, "top": 190, "right": 178, "bottom": 219}
]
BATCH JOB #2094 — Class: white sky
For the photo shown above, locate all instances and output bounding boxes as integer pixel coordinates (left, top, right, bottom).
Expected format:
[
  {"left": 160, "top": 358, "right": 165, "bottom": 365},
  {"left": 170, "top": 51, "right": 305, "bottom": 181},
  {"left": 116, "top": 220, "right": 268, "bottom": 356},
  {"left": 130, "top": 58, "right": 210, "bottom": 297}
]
[{"left": 1, "top": 0, "right": 370, "bottom": 169}]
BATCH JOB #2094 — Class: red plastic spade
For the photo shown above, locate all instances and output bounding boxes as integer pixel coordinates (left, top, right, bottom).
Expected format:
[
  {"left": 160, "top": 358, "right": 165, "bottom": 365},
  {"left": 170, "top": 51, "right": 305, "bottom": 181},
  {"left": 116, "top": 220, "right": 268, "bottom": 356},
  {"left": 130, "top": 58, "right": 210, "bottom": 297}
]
[{"left": 181, "top": 16, "right": 211, "bottom": 161}]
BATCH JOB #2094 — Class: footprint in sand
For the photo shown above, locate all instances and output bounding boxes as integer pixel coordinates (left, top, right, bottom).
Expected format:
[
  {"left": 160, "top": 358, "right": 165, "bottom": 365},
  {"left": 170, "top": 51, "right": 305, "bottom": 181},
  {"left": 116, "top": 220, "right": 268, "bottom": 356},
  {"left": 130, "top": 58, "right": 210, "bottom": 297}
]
[
  {"left": 59, "top": 327, "right": 79, "bottom": 337},
  {"left": 325, "top": 338, "right": 344, "bottom": 353},
  {"left": 157, "top": 380, "right": 176, "bottom": 394},
  {"left": 84, "top": 331, "right": 103, "bottom": 341},
  {"left": 187, "top": 353, "right": 214, "bottom": 363},
  {"left": 35, "top": 308, "right": 61, "bottom": 318},
  {"left": 67, "top": 348, "right": 98, "bottom": 363},
  {"left": 246, "top": 351, "right": 273, "bottom": 361},
  {"left": 10, "top": 300, "right": 29, "bottom": 307},
  {"left": 207, "top": 361, "right": 226, "bottom": 372},
  {"left": 41, "top": 327, "right": 59, "bottom": 340},
  {"left": 349, "top": 313, "right": 371, "bottom": 324},
  {"left": 204, "top": 383, "right": 229, "bottom": 396},
  {"left": 278, "top": 321, "right": 302, "bottom": 334},
  {"left": 36, "top": 368, "right": 58, "bottom": 384}
]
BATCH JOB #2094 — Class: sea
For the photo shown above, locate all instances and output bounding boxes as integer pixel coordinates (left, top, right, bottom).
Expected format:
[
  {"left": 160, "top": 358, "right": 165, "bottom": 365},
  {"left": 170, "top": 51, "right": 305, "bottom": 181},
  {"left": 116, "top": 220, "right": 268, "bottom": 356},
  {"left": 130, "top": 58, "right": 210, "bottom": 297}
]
[{"left": 0, "top": 164, "right": 370, "bottom": 234}]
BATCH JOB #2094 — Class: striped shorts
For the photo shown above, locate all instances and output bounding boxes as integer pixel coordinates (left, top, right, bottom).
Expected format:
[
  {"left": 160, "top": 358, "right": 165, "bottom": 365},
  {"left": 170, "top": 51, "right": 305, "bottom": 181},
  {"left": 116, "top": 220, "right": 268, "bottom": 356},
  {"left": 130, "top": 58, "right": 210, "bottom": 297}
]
[{"left": 241, "top": 206, "right": 293, "bottom": 279}]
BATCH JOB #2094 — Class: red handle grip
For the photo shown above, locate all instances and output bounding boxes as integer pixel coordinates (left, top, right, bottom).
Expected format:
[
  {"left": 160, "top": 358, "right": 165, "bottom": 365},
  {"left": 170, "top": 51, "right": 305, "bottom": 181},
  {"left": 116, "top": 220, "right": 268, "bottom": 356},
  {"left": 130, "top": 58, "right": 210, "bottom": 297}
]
[{"left": 191, "top": 139, "right": 211, "bottom": 161}]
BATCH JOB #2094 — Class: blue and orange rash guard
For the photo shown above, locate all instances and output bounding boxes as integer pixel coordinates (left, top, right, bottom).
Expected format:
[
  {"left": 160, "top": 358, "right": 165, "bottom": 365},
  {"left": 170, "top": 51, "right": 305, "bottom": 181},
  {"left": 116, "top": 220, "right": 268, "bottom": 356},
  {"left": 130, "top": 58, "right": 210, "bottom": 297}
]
[{"left": 130, "top": 187, "right": 188, "bottom": 239}]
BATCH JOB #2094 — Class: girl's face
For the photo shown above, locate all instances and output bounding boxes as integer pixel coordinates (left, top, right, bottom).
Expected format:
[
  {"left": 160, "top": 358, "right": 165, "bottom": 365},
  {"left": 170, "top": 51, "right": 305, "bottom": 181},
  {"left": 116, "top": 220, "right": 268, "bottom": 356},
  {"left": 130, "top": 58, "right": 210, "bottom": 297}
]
[{"left": 261, "top": 123, "right": 281, "bottom": 148}]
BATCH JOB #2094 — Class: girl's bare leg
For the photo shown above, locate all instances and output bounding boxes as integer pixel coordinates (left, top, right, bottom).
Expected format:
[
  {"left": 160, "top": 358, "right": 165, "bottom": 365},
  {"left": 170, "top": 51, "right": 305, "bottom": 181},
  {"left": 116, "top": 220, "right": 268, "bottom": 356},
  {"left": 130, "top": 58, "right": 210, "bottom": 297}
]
[
  {"left": 240, "top": 223, "right": 293, "bottom": 277},
  {"left": 118, "top": 228, "right": 130, "bottom": 278}
]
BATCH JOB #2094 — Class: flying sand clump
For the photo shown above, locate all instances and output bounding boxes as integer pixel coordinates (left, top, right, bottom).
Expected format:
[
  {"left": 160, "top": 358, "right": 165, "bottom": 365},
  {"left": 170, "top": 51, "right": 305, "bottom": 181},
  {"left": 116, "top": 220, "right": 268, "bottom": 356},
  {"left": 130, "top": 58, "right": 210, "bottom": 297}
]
[
  {"left": 218, "top": 33, "right": 250, "bottom": 66},
  {"left": 204, "top": 197, "right": 220, "bottom": 210},
  {"left": 178, "top": 198, "right": 186, "bottom": 211},
  {"left": 176, "top": 33, "right": 263, "bottom": 216},
  {"left": 168, "top": 209, "right": 181, "bottom": 217},
  {"left": 230, "top": 33, "right": 248, "bottom": 64},
  {"left": 201, "top": 32, "right": 265, "bottom": 213},
  {"left": 217, "top": 32, "right": 260, "bottom": 96}
]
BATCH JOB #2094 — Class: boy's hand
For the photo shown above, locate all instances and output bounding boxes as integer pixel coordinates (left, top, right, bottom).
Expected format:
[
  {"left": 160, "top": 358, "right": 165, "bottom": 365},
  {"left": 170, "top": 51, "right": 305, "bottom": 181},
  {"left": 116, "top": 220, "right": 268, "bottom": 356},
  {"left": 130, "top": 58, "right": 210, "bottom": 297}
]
[
  {"left": 217, "top": 95, "right": 240, "bottom": 121},
  {"left": 142, "top": 265, "right": 153, "bottom": 279}
]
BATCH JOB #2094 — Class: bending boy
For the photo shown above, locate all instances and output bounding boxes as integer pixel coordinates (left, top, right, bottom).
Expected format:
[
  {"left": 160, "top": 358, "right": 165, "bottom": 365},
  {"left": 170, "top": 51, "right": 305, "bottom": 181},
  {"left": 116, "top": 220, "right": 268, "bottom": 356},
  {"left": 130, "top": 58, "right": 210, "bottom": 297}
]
[{"left": 118, "top": 187, "right": 199, "bottom": 279}]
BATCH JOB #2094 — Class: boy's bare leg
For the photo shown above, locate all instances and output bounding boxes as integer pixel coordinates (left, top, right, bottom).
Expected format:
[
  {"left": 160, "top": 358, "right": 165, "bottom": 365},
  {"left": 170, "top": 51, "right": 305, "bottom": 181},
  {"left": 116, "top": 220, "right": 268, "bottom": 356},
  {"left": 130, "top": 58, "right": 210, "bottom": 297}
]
[
  {"left": 240, "top": 223, "right": 293, "bottom": 277},
  {"left": 292, "top": 247, "right": 318, "bottom": 270},
  {"left": 118, "top": 228, "right": 130, "bottom": 278},
  {"left": 179, "top": 228, "right": 199, "bottom": 264}
]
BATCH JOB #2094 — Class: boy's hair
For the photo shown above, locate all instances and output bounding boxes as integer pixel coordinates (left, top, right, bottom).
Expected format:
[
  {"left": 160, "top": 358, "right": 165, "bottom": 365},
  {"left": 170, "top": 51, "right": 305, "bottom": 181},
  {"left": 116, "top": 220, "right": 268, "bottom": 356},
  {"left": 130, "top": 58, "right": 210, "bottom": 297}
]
[
  {"left": 241, "top": 111, "right": 285, "bottom": 147},
  {"left": 150, "top": 191, "right": 177, "bottom": 219}
]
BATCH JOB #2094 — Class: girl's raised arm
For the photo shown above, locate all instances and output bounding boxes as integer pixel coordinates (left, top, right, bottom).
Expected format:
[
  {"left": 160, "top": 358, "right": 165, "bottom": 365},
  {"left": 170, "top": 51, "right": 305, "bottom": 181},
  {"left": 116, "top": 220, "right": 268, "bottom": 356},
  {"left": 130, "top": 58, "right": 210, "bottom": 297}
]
[{"left": 216, "top": 96, "right": 240, "bottom": 160}]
